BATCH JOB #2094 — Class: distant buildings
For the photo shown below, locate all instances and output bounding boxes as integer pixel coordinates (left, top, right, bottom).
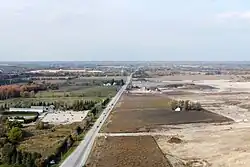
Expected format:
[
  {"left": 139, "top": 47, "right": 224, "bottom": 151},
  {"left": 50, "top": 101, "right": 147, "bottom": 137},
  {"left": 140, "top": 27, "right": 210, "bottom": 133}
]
[{"left": 28, "top": 69, "right": 104, "bottom": 74}]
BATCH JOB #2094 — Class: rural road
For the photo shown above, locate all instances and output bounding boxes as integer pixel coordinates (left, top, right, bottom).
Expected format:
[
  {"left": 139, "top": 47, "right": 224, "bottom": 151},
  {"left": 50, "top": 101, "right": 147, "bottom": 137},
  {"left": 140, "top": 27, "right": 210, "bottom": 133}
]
[{"left": 60, "top": 73, "right": 133, "bottom": 167}]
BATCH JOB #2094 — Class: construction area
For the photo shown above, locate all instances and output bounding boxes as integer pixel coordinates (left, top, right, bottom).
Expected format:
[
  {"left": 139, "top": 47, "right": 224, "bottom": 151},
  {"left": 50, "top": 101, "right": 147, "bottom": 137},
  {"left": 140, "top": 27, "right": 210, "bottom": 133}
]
[{"left": 86, "top": 74, "right": 250, "bottom": 167}]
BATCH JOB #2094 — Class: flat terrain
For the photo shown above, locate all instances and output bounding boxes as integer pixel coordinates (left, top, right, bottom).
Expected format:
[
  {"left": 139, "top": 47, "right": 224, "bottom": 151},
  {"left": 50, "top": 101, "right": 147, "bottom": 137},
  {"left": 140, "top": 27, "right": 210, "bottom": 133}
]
[
  {"left": 90, "top": 74, "right": 250, "bottom": 167},
  {"left": 42, "top": 111, "right": 88, "bottom": 124},
  {"left": 0, "top": 85, "right": 117, "bottom": 107},
  {"left": 114, "top": 94, "right": 172, "bottom": 109},
  {"left": 19, "top": 123, "right": 79, "bottom": 157},
  {"left": 155, "top": 122, "right": 250, "bottom": 167},
  {"left": 102, "top": 94, "right": 232, "bottom": 133},
  {"left": 35, "top": 86, "right": 117, "bottom": 98},
  {"left": 86, "top": 136, "right": 171, "bottom": 167}
]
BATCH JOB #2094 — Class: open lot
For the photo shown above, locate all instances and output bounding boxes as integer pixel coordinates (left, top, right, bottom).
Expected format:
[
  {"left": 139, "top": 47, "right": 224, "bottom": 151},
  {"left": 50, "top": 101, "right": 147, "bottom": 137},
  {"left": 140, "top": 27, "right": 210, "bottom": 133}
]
[
  {"left": 102, "top": 94, "right": 231, "bottom": 133},
  {"left": 42, "top": 111, "right": 88, "bottom": 124},
  {"left": 86, "top": 136, "right": 171, "bottom": 167},
  {"left": 155, "top": 122, "right": 250, "bottom": 167}
]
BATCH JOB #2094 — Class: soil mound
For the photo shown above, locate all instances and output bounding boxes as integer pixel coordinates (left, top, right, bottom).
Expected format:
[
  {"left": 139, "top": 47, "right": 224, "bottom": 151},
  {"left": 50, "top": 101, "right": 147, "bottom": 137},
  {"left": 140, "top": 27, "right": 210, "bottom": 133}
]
[{"left": 168, "top": 137, "right": 182, "bottom": 144}]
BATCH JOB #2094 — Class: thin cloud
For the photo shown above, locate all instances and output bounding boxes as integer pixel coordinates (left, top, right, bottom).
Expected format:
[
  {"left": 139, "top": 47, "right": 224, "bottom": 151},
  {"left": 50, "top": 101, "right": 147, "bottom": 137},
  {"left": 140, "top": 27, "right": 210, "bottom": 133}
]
[{"left": 217, "top": 11, "right": 250, "bottom": 20}]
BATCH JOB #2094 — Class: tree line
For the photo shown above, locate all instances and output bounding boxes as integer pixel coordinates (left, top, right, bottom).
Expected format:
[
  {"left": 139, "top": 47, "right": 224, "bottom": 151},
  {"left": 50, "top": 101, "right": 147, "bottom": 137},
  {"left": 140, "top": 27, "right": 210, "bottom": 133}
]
[
  {"left": 0, "top": 82, "right": 58, "bottom": 100},
  {"left": 170, "top": 100, "right": 202, "bottom": 111},
  {"left": 0, "top": 100, "right": 98, "bottom": 111}
]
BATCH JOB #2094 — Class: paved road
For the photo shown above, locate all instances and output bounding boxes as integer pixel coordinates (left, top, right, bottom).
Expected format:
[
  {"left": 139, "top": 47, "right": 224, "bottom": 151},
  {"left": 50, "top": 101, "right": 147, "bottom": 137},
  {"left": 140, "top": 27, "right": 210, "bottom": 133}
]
[{"left": 60, "top": 74, "right": 133, "bottom": 167}]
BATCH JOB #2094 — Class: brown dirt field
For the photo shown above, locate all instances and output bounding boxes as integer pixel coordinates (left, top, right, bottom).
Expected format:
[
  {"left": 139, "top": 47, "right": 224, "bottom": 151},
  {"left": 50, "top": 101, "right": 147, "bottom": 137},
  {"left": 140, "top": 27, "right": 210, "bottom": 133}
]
[
  {"left": 86, "top": 136, "right": 171, "bottom": 167},
  {"left": 115, "top": 94, "right": 172, "bottom": 110},
  {"left": 103, "top": 94, "right": 232, "bottom": 133},
  {"left": 103, "top": 108, "right": 232, "bottom": 133}
]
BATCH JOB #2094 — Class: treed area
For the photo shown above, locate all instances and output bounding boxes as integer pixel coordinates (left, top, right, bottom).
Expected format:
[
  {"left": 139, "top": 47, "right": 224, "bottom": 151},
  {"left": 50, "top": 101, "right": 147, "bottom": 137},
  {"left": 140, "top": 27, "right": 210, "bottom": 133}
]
[
  {"left": 0, "top": 97, "right": 111, "bottom": 167},
  {"left": 0, "top": 117, "right": 42, "bottom": 167},
  {"left": 170, "top": 100, "right": 202, "bottom": 111},
  {"left": 0, "top": 82, "right": 58, "bottom": 100}
]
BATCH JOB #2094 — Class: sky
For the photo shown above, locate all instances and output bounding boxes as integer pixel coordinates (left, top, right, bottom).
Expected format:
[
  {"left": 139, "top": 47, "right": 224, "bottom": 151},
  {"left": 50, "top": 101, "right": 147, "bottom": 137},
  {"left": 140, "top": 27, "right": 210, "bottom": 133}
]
[{"left": 1, "top": 0, "right": 250, "bottom": 61}]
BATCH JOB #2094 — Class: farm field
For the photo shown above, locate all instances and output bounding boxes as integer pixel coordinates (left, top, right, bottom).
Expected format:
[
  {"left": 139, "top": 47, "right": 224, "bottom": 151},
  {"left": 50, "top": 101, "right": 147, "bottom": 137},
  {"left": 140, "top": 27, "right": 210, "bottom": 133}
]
[
  {"left": 35, "top": 86, "right": 117, "bottom": 98},
  {"left": 86, "top": 136, "right": 171, "bottom": 167},
  {"left": 114, "top": 94, "right": 173, "bottom": 110},
  {"left": 92, "top": 74, "right": 250, "bottom": 167},
  {"left": 102, "top": 94, "right": 232, "bottom": 133}
]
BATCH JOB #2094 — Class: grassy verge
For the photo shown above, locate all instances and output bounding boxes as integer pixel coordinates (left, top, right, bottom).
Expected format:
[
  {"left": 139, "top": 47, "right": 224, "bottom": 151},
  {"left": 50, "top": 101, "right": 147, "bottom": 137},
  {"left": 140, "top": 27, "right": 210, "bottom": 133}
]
[{"left": 52, "top": 132, "right": 86, "bottom": 167}]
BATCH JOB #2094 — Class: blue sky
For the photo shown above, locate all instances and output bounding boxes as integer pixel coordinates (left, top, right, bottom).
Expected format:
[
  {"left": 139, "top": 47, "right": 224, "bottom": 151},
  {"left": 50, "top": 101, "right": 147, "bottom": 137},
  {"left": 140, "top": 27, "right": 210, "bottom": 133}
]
[{"left": 1, "top": 0, "right": 250, "bottom": 61}]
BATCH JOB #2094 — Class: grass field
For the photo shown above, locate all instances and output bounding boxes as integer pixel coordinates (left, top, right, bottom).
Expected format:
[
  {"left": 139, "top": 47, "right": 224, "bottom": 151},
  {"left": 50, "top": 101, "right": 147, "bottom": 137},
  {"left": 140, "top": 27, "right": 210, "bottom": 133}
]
[
  {"left": 0, "top": 85, "right": 117, "bottom": 107},
  {"left": 19, "top": 123, "right": 79, "bottom": 157},
  {"left": 35, "top": 86, "right": 117, "bottom": 98}
]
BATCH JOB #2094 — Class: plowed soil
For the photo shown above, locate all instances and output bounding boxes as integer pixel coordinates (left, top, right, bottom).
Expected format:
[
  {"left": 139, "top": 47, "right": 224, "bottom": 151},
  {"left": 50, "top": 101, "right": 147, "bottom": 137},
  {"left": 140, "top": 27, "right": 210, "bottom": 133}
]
[
  {"left": 103, "top": 94, "right": 232, "bottom": 133},
  {"left": 86, "top": 136, "right": 171, "bottom": 167}
]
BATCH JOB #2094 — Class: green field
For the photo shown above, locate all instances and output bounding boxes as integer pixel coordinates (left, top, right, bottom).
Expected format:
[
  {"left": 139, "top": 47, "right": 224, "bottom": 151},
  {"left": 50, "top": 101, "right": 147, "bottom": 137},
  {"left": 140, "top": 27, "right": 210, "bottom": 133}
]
[
  {"left": 35, "top": 86, "right": 117, "bottom": 98},
  {"left": 0, "top": 111, "right": 38, "bottom": 116},
  {"left": 0, "top": 86, "right": 117, "bottom": 107}
]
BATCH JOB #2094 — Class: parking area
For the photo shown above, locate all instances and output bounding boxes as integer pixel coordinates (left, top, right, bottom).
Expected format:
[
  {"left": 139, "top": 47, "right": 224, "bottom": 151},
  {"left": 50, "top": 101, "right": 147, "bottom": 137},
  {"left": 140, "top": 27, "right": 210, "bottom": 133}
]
[{"left": 42, "top": 111, "right": 88, "bottom": 124}]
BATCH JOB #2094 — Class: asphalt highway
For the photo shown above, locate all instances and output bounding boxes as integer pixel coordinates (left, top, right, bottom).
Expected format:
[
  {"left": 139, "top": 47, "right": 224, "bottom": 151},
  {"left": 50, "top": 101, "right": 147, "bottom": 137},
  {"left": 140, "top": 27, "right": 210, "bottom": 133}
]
[{"left": 60, "top": 74, "right": 133, "bottom": 167}]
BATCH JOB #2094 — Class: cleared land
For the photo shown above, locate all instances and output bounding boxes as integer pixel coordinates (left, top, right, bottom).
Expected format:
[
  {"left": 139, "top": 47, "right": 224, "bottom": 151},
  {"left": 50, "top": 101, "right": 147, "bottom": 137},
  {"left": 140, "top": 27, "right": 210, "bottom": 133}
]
[
  {"left": 90, "top": 74, "right": 250, "bottom": 167},
  {"left": 42, "top": 111, "right": 88, "bottom": 124},
  {"left": 86, "top": 136, "right": 171, "bottom": 167},
  {"left": 148, "top": 75, "right": 250, "bottom": 167},
  {"left": 155, "top": 123, "right": 250, "bottom": 167},
  {"left": 102, "top": 94, "right": 231, "bottom": 133}
]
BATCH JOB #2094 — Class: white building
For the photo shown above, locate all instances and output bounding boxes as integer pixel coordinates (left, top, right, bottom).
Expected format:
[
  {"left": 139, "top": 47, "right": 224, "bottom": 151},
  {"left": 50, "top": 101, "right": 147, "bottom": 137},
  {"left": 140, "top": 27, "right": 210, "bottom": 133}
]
[
  {"left": 9, "top": 108, "right": 44, "bottom": 113},
  {"left": 31, "top": 106, "right": 54, "bottom": 112},
  {"left": 175, "top": 107, "right": 181, "bottom": 112}
]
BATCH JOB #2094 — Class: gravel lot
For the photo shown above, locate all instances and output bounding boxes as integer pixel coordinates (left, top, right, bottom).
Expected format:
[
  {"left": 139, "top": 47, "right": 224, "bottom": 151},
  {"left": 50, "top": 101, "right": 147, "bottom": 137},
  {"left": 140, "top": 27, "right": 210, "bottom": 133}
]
[{"left": 42, "top": 111, "right": 88, "bottom": 124}]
